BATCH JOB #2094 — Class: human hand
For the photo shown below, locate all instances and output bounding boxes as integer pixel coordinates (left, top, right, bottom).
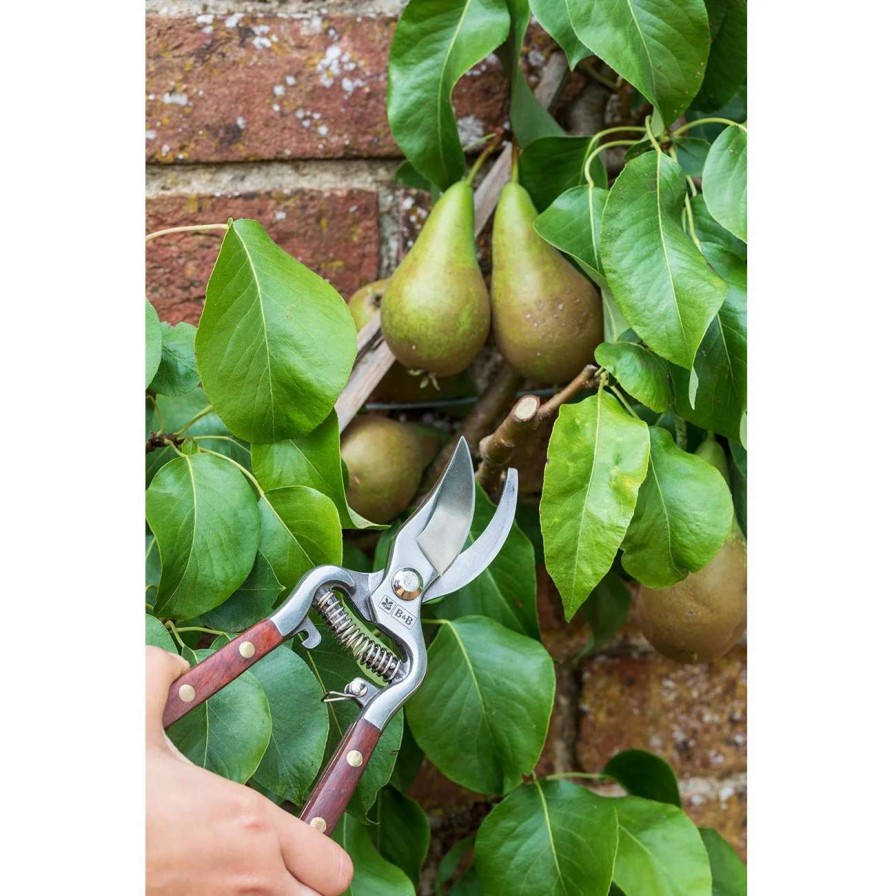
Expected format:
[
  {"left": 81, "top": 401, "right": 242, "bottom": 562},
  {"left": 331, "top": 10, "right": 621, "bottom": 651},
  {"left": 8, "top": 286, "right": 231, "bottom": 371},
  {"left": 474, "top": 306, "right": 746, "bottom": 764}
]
[{"left": 146, "top": 646, "right": 353, "bottom": 896}]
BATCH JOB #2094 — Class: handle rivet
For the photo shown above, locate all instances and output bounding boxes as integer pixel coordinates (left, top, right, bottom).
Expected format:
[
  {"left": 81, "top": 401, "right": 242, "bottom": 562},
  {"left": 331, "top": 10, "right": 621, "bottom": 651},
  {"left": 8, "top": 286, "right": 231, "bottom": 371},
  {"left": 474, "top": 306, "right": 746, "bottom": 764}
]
[
  {"left": 346, "top": 750, "right": 363, "bottom": 768},
  {"left": 178, "top": 684, "right": 196, "bottom": 703},
  {"left": 309, "top": 817, "right": 327, "bottom": 833},
  {"left": 392, "top": 568, "right": 423, "bottom": 601},
  {"left": 239, "top": 641, "right": 256, "bottom": 659}
]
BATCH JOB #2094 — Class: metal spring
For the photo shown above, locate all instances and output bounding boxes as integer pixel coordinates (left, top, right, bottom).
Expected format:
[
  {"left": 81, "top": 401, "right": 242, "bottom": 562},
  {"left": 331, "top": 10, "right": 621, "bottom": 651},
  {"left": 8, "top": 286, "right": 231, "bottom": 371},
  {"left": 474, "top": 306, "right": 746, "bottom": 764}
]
[{"left": 313, "top": 591, "right": 401, "bottom": 682}]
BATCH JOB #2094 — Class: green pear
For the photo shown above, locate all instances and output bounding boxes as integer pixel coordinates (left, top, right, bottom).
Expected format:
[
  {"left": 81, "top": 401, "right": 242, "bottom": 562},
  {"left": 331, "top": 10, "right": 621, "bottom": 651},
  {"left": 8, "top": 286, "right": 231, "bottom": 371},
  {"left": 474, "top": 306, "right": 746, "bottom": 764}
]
[
  {"left": 635, "top": 436, "right": 746, "bottom": 663},
  {"left": 340, "top": 416, "right": 441, "bottom": 524},
  {"left": 380, "top": 181, "right": 490, "bottom": 377},
  {"left": 491, "top": 180, "right": 603, "bottom": 384}
]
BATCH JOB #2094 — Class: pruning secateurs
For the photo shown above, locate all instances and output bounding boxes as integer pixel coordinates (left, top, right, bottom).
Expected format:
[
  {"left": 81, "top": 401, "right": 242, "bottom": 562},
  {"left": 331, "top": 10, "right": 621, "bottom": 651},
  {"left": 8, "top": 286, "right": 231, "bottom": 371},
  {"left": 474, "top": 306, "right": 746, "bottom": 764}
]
[{"left": 162, "top": 437, "right": 518, "bottom": 837}]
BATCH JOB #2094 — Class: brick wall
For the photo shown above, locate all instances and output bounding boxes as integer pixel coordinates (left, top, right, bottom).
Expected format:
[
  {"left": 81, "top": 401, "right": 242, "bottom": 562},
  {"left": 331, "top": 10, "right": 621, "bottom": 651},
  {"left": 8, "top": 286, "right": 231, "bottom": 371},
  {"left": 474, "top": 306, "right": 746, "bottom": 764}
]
[{"left": 146, "top": 0, "right": 746, "bottom": 876}]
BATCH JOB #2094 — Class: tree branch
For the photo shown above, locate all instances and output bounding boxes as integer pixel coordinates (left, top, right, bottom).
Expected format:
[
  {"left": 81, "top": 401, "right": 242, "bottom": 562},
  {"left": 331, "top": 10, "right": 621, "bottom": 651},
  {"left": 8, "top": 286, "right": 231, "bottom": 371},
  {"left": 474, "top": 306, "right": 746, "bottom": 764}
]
[{"left": 146, "top": 432, "right": 184, "bottom": 454}]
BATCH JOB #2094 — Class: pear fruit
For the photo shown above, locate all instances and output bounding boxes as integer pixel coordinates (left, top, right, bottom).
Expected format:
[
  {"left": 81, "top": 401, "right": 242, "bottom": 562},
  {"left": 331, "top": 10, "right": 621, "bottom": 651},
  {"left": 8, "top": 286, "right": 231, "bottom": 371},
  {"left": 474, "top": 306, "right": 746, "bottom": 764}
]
[
  {"left": 380, "top": 181, "right": 490, "bottom": 377},
  {"left": 348, "top": 279, "right": 473, "bottom": 403},
  {"left": 635, "top": 437, "right": 746, "bottom": 663},
  {"left": 340, "top": 416, "right": 441, "bottom": 524},
  {"left": 491, "top": 180, "right": 604, "bottom": 384}
]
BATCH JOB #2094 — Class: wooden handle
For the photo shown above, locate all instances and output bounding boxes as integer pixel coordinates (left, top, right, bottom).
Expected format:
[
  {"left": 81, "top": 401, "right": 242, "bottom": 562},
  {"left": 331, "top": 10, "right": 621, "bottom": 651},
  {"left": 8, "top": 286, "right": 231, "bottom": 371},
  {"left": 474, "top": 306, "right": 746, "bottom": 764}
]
[
  {"left": 162, "top": 618, "right": 286, "bottom": 728},
  {"left": 299, "top": 718, "right": 382, "bottom": 836}
]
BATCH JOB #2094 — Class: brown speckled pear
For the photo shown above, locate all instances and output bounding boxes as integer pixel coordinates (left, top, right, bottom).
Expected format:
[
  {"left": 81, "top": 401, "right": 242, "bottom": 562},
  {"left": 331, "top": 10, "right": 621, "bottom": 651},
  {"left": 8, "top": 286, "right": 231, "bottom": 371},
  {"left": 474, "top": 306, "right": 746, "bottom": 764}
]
[
  {"left": 491, "top": 180, "right": 603, "bottom": 384},
  {"left": 635, "top": 437, "right": 747, "bottom": 663},
  {"left": 340, "top": 416, "right": 441, "bottom": 524},
  {"left": 380, "top": 181, "right": 490, "bottom": 377}
]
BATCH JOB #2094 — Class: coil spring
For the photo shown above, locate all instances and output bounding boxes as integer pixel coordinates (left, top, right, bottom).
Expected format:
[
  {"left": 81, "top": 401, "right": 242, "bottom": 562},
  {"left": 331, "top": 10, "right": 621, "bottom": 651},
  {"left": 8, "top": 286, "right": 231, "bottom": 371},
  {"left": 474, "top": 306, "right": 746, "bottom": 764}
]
[{"left": 313, "top": 591, "right": 401, "bottom": 682}]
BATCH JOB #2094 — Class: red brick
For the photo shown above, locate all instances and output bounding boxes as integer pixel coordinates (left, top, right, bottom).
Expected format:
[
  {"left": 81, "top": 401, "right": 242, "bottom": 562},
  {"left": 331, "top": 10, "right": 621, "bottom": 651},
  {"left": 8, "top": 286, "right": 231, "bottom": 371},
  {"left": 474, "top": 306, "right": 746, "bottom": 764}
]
[
  {"left": 146, "top": 13, "right": 509, "bottom": 163},
  {"left": 577, "top": 645, "right": 746, "bottom": 779},
  {"left": 146, "top": 190, "right": 380, "bottom": 324},
  {"left": 681, "top": 777, "right": 747, "bottom": 860}
]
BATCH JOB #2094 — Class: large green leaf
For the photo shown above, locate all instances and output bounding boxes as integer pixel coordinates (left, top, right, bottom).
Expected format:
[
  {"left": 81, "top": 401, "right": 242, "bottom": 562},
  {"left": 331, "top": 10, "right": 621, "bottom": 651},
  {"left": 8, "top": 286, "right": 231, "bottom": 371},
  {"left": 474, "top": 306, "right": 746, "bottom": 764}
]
[
  {"left": 541, "top": 389, "right": 650, "bottom": 618},
  {"left": 612, "top": 797, "right": 712, "bottom": 896},
  {"left": 167, "top": 647, "right": 272, "bottom": 783},
  {"left": 406, "top": 617, "right": 554, "bottom": 794},
  {"left": 371, "top": 786, "right": 430, "bottom": 888},
  {"left": 388, "top": 719, "right": 424, "bottom": 792},
  {"left": 250, "top": 645, "right": 329, "bottom": 805},
  {"left": 530, "top": 0, "right": 590, "bottom": 67},
  {"left": 436, "top": 835, "right": 474, "bottom": 893},
  {"left": 621, "top": 426, "right": 733, "bottom": 587},
  {"left": 604, "top": 749, "right": 681, "bottom": 806},
  {"left": 202, "top": 552, "right": 284, "bottom": 632},
  {"left": 146, "top": 453, "right": 260, "bottom": 619},
  {"left": 700, "top": 828, "right": 746, "bottom": 896},
  {"left": 146, "top": 300, "right": 162, "bottom": 388},
  {"left": 520, "top": 136, "right": 606, "bottom": 212},
  {"left": 693, "top": 0, "right": 747, "bottom": 112},
  {"left": 145, "top": 614, "right": 175, "bottom": 651},
  {"left": 534, "top": 184, "right": 608, "bottom": 287},
  {"left": 428, "top": 482, "right": 538, "bottom": 638},
  {"left": 146, "top": 534, "right": 161, "bottom": 607},
  {"left": 500, "top": 0, "right": 564, "bottom": 147},
  {"left": 582, "top": 571, "right": 630, "bottom": 648},
  {"left": 387, "top": 0, "right": 511, "bottom": 190},
  {"left": 335, "top": 814, "right": 416, "bottom": 896},
  {"left": 258, "top": 486, "right": 343, "bottom": 593},
  {"left": 148, "top": 322, "right": 199, "bottom": 397},
  {"left": 196, "top": 219, "right": 356, "bottom": 443},
  {"left": 476, "top": 780, "right": 619, "bottom": 896},
  {"left": 567, "top": 0, "right": 711, "bottom": 123},
  {"left": 301, "top": 629, "right": 404, "bottom": 816},
  {"left": 602, "top": 151, "right": 728, "bottom": 368},
  {"left": 702, "top": 126, "right": 747, "bottom": 242},
  {"left": 252, "top": 412, "right": 378, "bottom": 530},
  {"left": 595, "top": 342, "right": 672, "bottom": 413}
]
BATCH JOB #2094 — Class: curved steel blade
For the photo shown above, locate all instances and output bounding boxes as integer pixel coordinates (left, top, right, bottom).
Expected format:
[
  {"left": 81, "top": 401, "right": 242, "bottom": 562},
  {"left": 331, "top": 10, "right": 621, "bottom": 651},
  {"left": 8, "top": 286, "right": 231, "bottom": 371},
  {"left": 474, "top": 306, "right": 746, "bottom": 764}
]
[
  {"left": 423, "top": 468, "right": 518, "bottom": 602},
  {"left": 414, "top": 438, "right": 476, "bottom": 575}
]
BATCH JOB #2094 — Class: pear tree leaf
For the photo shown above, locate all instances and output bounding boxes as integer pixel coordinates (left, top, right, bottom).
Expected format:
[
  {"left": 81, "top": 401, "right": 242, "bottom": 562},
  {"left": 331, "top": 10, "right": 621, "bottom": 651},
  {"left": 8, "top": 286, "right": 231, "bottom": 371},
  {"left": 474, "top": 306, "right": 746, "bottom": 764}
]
[
  {"left": 436, "top": 834, "right": 475, "bottom": 892},
  {"left": 595, "top": 342, "right": 673, "bottom": 413},
  {"left": 693, "top": 0, "right": 747, "bottom": 112},
  {"left": 146, "top": 300, "right": 162, "bottom": 388},
  {"left": 520, "top": 136, "right": 606, "bottom": 212},
  {"left": 428, "top": 482, "right": 539, "bottom": 639},
  {"left": 566, "top": 0, "right": 711, "bottom": 123},
  {"left": 395, "top": 159, "right": 439, "bottom": 194},
  {"left": 673, "top": 137, "right": 712, "bottom": 179},
  {"left": 145, "top": 614, "right": 175, "bottom": 651},
  {"left": 500, "top": 0, "right": 564, "bottom": 147},
  {"left": 196, "top": 219, "right": 356, "bottom": 443},
  {"left": 476, "top": 780, "right": 619, "bottom": 896},
  {"left": 451, "top": 867, "right": 484, "bottom": 895},
  {"left": 702, "top": 125, "right": 747, "bottom": 242},
  {"left": 541, "top": 390, "right": 650, "bottom": 618},
  {"left": 603, "top": 749, "right": 681, "bottom": 806},
  {"left": 258, "top": 486, "right": 343, "bottom": 594},
  {"left": 250, "top": 645, "right": 329, "bottom": 805},
  {"left": 301, "top": 628, "right": 404, "bottom": 816},
  {"left": 202, "top": 552, "right": 285, "bottom": 633},
  {"left": 252, "top": 412, "right": 381, "bottom": 530},
  {"left": 602, "top": 151, "right": 728, "bottom": 368},
  {"left": 621, "top": 426, "right": 733, "bottom": 587},
  {"left": 602, "top": 287, "right": 631, "bottom": 344},
  {"left": 612, "top": 796, "right": 712, "bottom": 896},
  {"left": 582, "top": 571, "right": 630, "bottom": 648},
  {"left": 406, "top": 617, "right": 554, "bottom": 794},
  {"left": 146, "top": 535, "right": 161, "bottom": 607},
  {"left": 371, "top": 786, "right": 430, "bottom": 888},
  {"left": 388, "top": 720, "right": 424, "bottom": 792},
  {"left": 149, "top": 322, "right": 199, "bottom": 397},
  {"left": 699, "top": 828, "right": 746, "bottom": 896},
  {"left": 530, "top": 0, "right": 590, "bottom": 68},
  {"left": 534, "top": 184, "right": 609, "bottom": 287},
  {"left": 691, "top": 194, "right": 746, "bottom": 271},
  {"left": 167, "top": 647, "right": 272, "bottom": 783},
  {"left": 387, "top": 0, "right": 511, "bottom": 190},
  {"left": 335, "top": 813, "right": 416, "bottom": 896},
  {"left": 146, "top": 453, "right": 260, "bottom": 619}
]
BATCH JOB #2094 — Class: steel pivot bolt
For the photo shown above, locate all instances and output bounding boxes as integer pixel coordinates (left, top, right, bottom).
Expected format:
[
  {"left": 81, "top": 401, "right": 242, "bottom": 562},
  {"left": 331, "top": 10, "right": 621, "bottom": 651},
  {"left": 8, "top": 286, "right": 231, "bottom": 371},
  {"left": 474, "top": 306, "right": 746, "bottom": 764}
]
[{"left": 392, "top": 568, "right": 423, "bottom": 601}]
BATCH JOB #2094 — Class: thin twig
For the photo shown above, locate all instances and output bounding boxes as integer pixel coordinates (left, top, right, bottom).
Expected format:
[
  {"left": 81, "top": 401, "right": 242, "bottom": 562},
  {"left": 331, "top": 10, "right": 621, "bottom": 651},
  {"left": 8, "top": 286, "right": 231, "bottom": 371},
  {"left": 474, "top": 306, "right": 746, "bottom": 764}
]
[
  {"left": 146, "top": 432, "right": 185, "bottom": 454},
  {"left": 537, "top": 365, "right": 599, "bottom": 421},
  {"left": 477, "top": 394, "right": 541, "bottom": 494}
]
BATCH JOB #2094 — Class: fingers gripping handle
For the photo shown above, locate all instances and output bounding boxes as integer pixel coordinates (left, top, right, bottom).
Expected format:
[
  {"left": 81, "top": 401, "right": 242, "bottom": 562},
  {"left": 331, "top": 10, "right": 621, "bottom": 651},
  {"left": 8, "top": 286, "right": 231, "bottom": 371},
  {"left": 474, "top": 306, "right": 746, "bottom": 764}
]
[
  {"left": 162, "top": 618, "right": 286, "bottom": 728},
  {"left": 299, "top": 718, "right": 383, "bottom": 836}
]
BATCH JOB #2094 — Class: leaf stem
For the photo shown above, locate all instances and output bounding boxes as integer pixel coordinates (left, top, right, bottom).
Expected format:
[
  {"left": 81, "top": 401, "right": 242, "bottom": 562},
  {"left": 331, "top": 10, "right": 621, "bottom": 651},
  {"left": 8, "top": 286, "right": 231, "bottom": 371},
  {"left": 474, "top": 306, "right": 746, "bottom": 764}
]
[
  {"left": 197, "top": 446, "right": 266, "bottom": 495},
  {"left": 146, "top": 223, "right": 229, "bottom": 242},
  {"left": 644, "top": 116, "right": 664, "bottom": 155},
  {"left": 465, "top": 136, "right": 501, "bottom": 183},
  {"left": 543, "top": 771, "right": 611, "bottom": 782},
  {"left": 670, "top": 118, "right": 746, "bottom": 137},
  {"left": 172, "top": 404, "right": 214, "bottom": 436},
  {"left": 584, "top": 141, "right": 639, "bottom": 187},
  {"left": 175, "top": 625, "right": 230, "bottom": 638},
  {"left": 683, "top": 193, "right": 700, "bottom": 248},
  {"left": 164, "top": 620, "right": 187, "bottom": 650},
  {"left": 609, "top": 385, "right": 639, "bottom": 419}
]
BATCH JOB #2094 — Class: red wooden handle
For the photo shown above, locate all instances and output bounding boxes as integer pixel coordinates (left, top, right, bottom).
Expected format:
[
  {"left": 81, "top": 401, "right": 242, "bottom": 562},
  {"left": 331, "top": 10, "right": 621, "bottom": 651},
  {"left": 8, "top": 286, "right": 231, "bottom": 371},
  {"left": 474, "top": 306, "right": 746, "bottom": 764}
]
[
  {"left": 299, "top": 718, "right": 382, "bottom": 836},
  {"left": 162, "top": 618, "right": 286, "bottom": 728}
]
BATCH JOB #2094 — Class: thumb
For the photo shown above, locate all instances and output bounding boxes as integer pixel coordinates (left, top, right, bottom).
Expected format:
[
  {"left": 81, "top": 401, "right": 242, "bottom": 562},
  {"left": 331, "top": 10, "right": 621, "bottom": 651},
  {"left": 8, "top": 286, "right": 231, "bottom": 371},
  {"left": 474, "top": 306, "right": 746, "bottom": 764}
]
[{"left": 146, "top": 645, "right": 190, "bottom": 741}]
